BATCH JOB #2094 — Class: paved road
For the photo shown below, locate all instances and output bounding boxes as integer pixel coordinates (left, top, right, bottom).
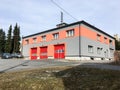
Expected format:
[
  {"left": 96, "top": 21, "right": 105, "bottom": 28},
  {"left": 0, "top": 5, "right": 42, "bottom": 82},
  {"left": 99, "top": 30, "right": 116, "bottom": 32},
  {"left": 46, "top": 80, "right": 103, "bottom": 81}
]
[
  {"left": 0, "top": 59, "right": 120, "bottom": 73},
  {"left": 0, "top": 59, "right": 79, "bottom": 73}
]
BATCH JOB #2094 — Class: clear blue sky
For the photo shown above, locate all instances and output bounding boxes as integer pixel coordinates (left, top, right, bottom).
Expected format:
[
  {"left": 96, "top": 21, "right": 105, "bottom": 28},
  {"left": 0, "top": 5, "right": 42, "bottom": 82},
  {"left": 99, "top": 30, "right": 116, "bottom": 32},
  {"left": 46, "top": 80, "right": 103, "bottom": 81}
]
[{"left": 0, "top": 0, "right": 120, "bottom": 37}]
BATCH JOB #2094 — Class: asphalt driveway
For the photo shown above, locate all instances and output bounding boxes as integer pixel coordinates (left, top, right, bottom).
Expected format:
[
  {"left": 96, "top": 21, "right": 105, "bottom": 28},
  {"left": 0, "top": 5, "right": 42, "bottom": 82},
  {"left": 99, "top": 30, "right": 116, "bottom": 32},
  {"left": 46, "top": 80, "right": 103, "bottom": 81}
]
[
  {"left": 0, "top": 59, "right": 120, "bottom": 73},
  {"left": 0, "top": 59, "right": 80, "bottom": 73}
]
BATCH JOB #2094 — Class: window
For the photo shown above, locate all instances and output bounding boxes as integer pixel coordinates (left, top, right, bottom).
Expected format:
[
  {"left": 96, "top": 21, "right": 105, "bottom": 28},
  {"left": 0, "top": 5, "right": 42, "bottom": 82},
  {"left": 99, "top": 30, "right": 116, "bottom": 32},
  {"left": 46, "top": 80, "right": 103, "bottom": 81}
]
[
  {"left": 41, "top": 35, "right": 46, "bottom": 41},
  {"left": 109, "top": 40, "right": 113, "bottom": 45},
  {"left": 97, "top": 47, "right": 102, "bottom": 54},
  {"left": 88, "top": 45, "right": 93, "bottom": 53},
  {"left": 33, "top": 38, "right": 37, "bottom": 43},
  {"left": 97, "top": 34, "right": 101, "bottom": 41},
  {"left": 25, "top": 39, "right": 29, "bottom": 44},
  {"left": 53, "top": 33, "right": 59, "bottom": 39},
  {"left": 110, "top": 48, "right": 114, "bottom": 57},
  {"left": 104, "top": 37, "right": 107, "bottom": 43},
  {"left": 104, "top": 49, "right": 108, "bottom": 58},
  {"left": 66, "top": 29, "right": 74, "bottom": 37}
]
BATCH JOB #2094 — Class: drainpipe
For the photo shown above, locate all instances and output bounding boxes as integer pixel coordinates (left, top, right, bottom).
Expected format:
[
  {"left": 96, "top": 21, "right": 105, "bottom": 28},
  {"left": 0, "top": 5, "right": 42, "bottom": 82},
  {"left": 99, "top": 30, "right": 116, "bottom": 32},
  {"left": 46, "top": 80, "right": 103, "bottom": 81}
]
[
  {"left": 79, "top": 23, "right": 81, "bottom": 58},
  {"left": 21, "top": 35, "right": 23, "bottom": 55}
]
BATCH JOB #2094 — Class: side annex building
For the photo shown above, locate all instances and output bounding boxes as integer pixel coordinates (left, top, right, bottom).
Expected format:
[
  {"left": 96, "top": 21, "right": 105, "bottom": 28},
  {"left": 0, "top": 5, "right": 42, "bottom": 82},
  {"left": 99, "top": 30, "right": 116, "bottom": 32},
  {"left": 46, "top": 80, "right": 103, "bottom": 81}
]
[{"left": 22, "top": 21, "right": 115, "bottom": 60}]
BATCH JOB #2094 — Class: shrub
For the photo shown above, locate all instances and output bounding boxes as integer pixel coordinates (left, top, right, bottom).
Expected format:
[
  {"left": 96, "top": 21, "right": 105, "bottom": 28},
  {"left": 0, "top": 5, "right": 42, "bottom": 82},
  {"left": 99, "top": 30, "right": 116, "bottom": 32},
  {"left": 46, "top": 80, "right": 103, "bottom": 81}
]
[{"left": 114, "top": 51, "right": 120, "bottom": 64}]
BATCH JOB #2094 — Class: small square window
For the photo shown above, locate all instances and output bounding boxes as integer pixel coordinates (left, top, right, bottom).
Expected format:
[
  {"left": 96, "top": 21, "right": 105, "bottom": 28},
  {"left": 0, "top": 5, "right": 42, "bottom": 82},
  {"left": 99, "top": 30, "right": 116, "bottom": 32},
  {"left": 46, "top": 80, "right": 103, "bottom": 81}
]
[
  {"left": 25, "top": 39, "right": 29, "bottom": 44},
  {"left": 53, "top": 33, "right": 59, "bottom": 39},
  {"left": 88, "top": 45, "right": 93, "bottom": 53},
  {"left": 97, "top": 47, "right": 102, "bottom": 54},
  {"left": 109, "top": 40, "right": 113, "bottom": 45},
  {"left": 110, "top": 48, "right": 114, "bottom": 57},
  {"left": 97, "top": 34, "right": 101, "bottom": 41},
  {"left": 41, "top": 35, "right": 46, "bottom": 41},
  {"left": 104, "top": 37, "right": 107, "bottom": 43},
  {"left": 33, "top": 38, "right": 37, "bottom": 43},
  {"left": 66, "top": 29, "right": 74, "bottom": 37}
]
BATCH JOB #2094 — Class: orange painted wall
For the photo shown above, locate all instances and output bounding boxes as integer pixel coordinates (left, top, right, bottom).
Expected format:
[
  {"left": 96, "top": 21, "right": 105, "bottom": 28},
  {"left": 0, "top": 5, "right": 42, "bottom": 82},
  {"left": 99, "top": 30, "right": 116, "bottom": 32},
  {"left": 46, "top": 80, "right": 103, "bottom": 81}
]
[
  {"left": 48, "top": 45, "right": 54, "bottom": 56},
  {"left": 37, "top": 47, "right": 40, "bottom": 58},
  {"left": 80, "top": 25, "right": 115, "bottom": 45},
  {"left": 37, "top": 36, "right": 41, "bottom": 43},
  {"left": 45, "top": 26, "right": 79, "bottom": 41},
  {"left": 113, "top": 40, "right": 115, "bottom": 46},
  {"left": 104, "top": 38, "right": 109, "bottom": 44},
  {"left": 29, "top": 38, "right": 33, "bottom": 44},
  {"left": 23, "top": 25, "right": 80, "bottom": 45},
  {"left": 29, "top": 48, "right": 31, "bottom": 59},
  {"left": 80, "top": 25, "right": 97, "bottom": 41},
  {"left": 23, "top": 40, "right": 26, "bottom": 45},
  {"left": 23, "top": 24, "right": 115, "bottom": 46},
  {"left": 74, "top": 27, "right": 80, "bottom": 37},
  {"left": 59, "top": 30, "right": 66, "bottom": 39},
  {"left": 46, "top": 34, "right": 53, "bottom": 41}
]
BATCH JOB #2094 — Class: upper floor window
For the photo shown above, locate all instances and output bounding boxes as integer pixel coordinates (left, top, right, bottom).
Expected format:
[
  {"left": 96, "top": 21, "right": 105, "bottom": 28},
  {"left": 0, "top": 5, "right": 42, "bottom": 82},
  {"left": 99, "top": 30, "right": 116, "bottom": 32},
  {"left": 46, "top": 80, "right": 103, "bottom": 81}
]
[
  {"left": 104, "top": 37, "right": 107, "bottom": 43},
  {"left": 25, "top": 39, "right": 29, "bottom": 44},
  {"left": 97, "top": 34, "right": 101, "bottom": 41},
  {"left": 88, "top": 45, "right": 93, "bottom": 53},
  {"left": 41, "top": 35, "right": 46, "bottom": 41},
  {"left": 109, "top": 39, "right": 113, "bottom": 45},
  {"left": 53, "top": 33, "right": 59, "bottom": 39},
  {"left": 33, "top": 38, "right": 37, "bottom": 43},
  {"left": 66, "top": 29, "right": 74, "bottom": 37}
]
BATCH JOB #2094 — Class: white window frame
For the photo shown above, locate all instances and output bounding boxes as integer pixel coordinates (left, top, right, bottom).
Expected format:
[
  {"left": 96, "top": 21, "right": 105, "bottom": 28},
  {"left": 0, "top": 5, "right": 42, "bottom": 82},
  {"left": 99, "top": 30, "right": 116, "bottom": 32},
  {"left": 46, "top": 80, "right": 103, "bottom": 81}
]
[
  {"left": 109, "top": 40, "right": 113, "bottom": 45},
  {"left": 66, "top": 29, "right": 74, "bottom": 37},
  {"left": 104, "top": 37, "right": 107, "bottom": 43},
  {"left": 110, "top": 48, "right": 114, "bottom": 57},
  {"left": 42, "top": 35, "right": 46, "bottom": 41},
  {"left": 25, "top": 39, "right": 29, "bottom": 44},
  {"left": 88, "top": 45, "right": 93, "bottom": 53},
  {"left": 53, "top": 33, "right": 59, "bottom": 39},
  {"left": 97, "top": 34, "right": 101, "bottom": 41},
  {"left": 33, "top": 38, "right": 37, "bottom": 43},
  {"left": 97, "top": 47, "right": 102, "bottom": 54}
]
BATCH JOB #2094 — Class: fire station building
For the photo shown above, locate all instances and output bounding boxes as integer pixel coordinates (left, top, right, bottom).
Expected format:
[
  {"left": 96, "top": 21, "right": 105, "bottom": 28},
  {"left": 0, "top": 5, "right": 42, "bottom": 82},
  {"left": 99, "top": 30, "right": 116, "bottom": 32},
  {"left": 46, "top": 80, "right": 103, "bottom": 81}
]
[{"left": 22, "top": 21, "right": 115, "bottom": 60}]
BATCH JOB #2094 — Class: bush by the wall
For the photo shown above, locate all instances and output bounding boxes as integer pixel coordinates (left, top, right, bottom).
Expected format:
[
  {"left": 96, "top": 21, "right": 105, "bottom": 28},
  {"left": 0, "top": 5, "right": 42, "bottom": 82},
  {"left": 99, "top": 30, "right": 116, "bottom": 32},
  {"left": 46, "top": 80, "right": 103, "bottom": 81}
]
[{"left": 114, "top": 51, "right": 120, "bottom": 64}]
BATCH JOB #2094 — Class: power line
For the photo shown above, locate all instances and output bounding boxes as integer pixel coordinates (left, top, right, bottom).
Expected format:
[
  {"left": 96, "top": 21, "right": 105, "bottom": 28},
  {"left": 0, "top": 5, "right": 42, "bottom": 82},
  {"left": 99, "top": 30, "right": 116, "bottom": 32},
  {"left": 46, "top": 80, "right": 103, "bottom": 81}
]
[{"left": 51, "top": 0, "right": 78, "bottom": 21}]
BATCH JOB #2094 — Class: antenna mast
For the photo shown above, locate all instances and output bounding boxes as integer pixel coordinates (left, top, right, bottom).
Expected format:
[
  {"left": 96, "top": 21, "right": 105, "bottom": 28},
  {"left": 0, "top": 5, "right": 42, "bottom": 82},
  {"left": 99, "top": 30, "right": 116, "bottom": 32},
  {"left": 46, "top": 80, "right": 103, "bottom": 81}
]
[
  {"left": 56, "top": 11, "right": 68, "bottom": 28},
  {"left": 61, "top": 12, "right": 63, "bottom": 23}
]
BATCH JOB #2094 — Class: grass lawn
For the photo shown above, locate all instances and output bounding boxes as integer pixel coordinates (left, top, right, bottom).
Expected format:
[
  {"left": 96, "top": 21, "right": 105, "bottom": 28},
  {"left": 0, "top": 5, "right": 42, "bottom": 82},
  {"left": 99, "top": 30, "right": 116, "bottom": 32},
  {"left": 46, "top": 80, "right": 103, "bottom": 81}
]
[{"left": 0, "top": 66, "right": 120, "bottom": 90}]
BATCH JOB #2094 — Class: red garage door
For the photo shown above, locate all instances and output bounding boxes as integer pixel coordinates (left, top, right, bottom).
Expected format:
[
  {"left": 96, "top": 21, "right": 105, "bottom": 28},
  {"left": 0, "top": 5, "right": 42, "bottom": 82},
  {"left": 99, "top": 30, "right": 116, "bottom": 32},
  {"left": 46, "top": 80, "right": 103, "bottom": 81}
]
[
  {"left": 40, "top": 46, "right": 48, "bottom": 59},
  {"left": 54, "top": 44, "right": 65, "bottom": 59},
  {"left": 31, "top": 48, "right": 37, "bottom": 60}
]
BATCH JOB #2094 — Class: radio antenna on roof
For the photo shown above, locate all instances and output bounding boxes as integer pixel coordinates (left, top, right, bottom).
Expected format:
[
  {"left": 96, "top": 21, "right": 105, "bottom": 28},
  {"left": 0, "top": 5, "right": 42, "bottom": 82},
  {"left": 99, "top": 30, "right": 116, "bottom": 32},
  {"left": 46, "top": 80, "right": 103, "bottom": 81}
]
[
  {"left": 51, "top": 0, "right": 78, "bottom": 21},
  {"left": 61, "top": 12, "right": 63, "bottom": 24},
  {"left": 56, "top": 12, "right": 67, "bottom": 27}
]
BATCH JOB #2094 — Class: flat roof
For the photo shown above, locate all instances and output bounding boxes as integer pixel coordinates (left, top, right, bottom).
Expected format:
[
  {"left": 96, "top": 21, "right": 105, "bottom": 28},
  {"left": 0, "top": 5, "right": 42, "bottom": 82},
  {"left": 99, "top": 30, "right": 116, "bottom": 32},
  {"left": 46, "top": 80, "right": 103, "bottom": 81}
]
[{"left": 23, "top": 20, "right": 115, "bottom": 39}]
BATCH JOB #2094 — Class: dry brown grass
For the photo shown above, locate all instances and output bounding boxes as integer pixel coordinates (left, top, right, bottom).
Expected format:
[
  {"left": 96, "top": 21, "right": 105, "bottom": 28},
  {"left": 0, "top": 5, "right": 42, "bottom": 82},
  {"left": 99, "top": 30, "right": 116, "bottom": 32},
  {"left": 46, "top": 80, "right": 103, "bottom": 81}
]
[{"left": 0, "top": 66, "right": 120, "bottom": 90}]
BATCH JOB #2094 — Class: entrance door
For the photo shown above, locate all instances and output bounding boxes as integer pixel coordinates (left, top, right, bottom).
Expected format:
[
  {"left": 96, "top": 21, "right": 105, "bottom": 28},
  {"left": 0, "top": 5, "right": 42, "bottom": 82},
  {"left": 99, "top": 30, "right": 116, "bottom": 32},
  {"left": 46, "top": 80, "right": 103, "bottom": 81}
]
[
  {"left": 31, "top": 48, "right": 37, "bottom": 60},
  {"left": 54, "top": 44, "right": 65, "bottom": 59},
  {"left": 40, "top": 46, "right": 48, "bottom": 59}
]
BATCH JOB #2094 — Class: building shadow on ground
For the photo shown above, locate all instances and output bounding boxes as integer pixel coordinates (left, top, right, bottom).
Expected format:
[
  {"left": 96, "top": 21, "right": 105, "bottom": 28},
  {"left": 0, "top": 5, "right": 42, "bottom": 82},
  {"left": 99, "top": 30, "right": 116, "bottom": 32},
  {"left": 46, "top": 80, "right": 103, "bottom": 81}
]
[{"left": 53, "top": 61, "right": 120, "bottom": 90}]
